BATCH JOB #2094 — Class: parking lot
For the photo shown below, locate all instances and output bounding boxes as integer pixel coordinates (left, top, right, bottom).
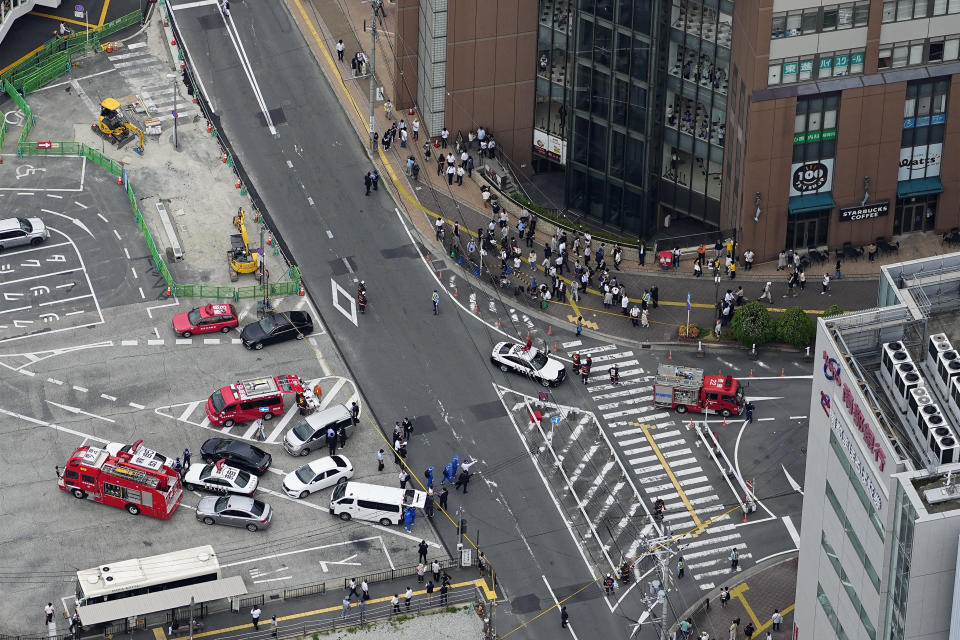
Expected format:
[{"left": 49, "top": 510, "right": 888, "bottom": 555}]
[
  {"left": 0, "top": 155, "right": 165, "bottom": 344},
  {"left": 0, "top": 297, "right": 443, "bottom": 630}
]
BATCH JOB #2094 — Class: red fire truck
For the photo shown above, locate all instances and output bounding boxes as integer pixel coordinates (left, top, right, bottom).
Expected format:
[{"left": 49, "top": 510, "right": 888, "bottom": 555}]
[
  {"left": 206, "top": 374, "right": 304, "bottom": 427},
  {"left": 653, "top": 364, "right": 745, "bottom": 417},
  {"left": 58, "top": 445, "right": 183, "bottom": 519}
]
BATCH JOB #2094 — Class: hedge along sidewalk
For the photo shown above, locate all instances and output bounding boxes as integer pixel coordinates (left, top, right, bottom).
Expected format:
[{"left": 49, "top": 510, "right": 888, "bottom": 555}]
[{"left": 4, "top": 58, "right": 301, "bottom": 300}]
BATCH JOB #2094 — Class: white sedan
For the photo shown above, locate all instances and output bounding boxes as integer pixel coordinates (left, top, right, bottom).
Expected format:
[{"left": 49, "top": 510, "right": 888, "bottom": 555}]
[
  {"left": 183, "top": 460, "right": 258, "bottom": 496},
  {"left": 282, "top": 455, "right": 354, "bottom": 498},
  {"left": 490, "top": 341, "right": 567, "bottom": 387}
]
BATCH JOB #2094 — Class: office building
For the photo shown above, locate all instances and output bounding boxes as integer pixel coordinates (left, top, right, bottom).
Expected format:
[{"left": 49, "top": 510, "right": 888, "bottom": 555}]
[
  {"left": 795, "top": 252, "right": 960, "bottom": 640},
  {"left": 723, "top": 0, "right": 960, "bottom": 259}
]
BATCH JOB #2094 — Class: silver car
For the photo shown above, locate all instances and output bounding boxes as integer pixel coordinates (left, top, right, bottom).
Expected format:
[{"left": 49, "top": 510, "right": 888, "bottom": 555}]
[
  {"left": 0, "top": 217, "right": 49, "bottom": 251},
  {"left": 195, "top": 495, "right": 272, "bottom": 531}
]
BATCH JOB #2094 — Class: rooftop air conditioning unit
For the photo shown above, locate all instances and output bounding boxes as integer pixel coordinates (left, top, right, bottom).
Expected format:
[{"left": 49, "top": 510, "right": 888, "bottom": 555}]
[
  {"left": 894, "top": 362, "right": 923, "bottom": 413},
  {"left": 937, "top": 351, "right": 960, "bottom": 397},
  {"left": 930, "top": 424, "right": 960, "bottom": 465},
  {"left": 928, "top": 333, "right": 953, "bottom": 368},
  {"left": 882, "top": 342, "right": 911, "bottom": 387},
  {"left": 918, "top": 402, "right": 945, "bottom": 440},
  {"left": 909, "top": 386, "right": 934, "bottom": 421},
  {"left": 948, "top": 377, "right": 960, "bottom": 426}
]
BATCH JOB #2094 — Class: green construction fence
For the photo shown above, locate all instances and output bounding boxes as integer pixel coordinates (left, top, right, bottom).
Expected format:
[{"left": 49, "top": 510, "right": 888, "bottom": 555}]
[{"left": 2, "top": 35, "right": 301, "bottom": 300}]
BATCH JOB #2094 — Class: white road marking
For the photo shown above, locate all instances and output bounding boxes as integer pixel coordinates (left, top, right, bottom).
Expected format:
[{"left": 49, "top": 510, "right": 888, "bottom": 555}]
[
  {"left": 542, "top": 576, "right": 580, "bottom": 639},
  {"left": 121, "top": 340, "right": 138, "bottom": 346},
  {"left": 179, "top": 402, "right": 200, "bottom": 422},
  {"left": 123, "top": 247, "right": 131, "bottom": 259},
  {"left": 129, "top": 402, "right": 145, "bottom": 410},
  {"left": 138, "top": 287, "right": 146, "bottom": 299},
  {"left": 326, "top": 230, "right": 334, "bottom": 239},
  {"left": 782, "top": 516, "right": 800, "bottom": 547},
  {"left": 74, "top": 201, "right": 89, "bottom": 209},
  {"left": 203, "top": 338, "right": 220, "bottom": 344},
  {"left": 177, "top": 338, "right": 192, "bottom": 345},
  {"left": 147, "top": 339, "right": 163, "bottom": 345},
  {"left": 0, "top": 407, "right": 108, "bottom": 443},
  {"left": 98, "top": 213, "right": 109, "bottom": 223},
  {"left": 72, "top": 385, "right": 88, "bottom": 393},
  {"left": 47, "top": 194, "right": 63, "bottom": 199},
  {"left": 130, "top": 267, "right": 138, "bottom": 279},
  {"left": 789, "top": 415, "right": 807, "bottom": 419},
  {"left": 330, "top": 279, "right": 358, "bottom": 326},
  {"left": 100, "top": 394, "right": 117, "bottom": 401},
  {"left": 46, "top": 400, "right": 115, "bottom": 423},
  {"left": 47, "top": 378, "right": 63, "bottom": 385}
]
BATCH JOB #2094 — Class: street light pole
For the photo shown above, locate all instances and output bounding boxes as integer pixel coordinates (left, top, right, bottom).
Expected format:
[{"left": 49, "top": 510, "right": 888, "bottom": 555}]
[{"left": 166, "top": 73, "right": 179, "bottom": 149}]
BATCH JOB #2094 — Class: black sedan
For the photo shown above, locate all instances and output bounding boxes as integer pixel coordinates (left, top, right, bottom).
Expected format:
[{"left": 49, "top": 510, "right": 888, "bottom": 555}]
[
  {"left": 240, "top": 311, "right": 313, "bottom": 350},
  {"left": 200, "top": 438, "right": 272, "bottom": 475}
]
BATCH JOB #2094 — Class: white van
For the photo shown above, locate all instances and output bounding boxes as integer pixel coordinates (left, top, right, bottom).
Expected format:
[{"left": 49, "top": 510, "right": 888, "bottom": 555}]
[{"left": 329, "top": 481, "right": 426, "bottom": 526}]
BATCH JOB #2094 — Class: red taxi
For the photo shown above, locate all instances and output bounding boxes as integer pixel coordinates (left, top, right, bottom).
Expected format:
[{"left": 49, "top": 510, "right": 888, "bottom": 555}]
[{"left": 172, "top": 303, "right": 239, "bottom": 337}]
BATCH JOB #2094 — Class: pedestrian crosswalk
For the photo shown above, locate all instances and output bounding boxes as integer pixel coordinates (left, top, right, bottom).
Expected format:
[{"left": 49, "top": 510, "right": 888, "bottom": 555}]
[
  {"left": 570, "top": 344, "right": 751, "bottom": 591},
  {"left": 107, "top": 50, "right": 198, "bottom": 123}
]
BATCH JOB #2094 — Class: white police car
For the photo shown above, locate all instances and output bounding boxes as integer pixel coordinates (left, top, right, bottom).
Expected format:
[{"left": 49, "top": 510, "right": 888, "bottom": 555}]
[
  {"left": 490, "top": 341, "right": 566, "bottom": 387},
  {"left": 183, "top": 459, "right": 258, "bottom": 496}
]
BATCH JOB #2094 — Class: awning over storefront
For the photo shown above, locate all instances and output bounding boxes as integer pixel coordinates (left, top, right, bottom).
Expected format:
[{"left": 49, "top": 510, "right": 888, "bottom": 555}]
[
  {"left": 897, "top": 176, "right": 943, "bottom": 198},
  {"left": 788, "top": 192, "right": 835, "bottom": 214}
]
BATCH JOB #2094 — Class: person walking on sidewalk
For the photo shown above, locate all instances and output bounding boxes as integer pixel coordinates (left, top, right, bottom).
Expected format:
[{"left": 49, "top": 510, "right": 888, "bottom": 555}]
[
  {"left": 418, "top": 539, "right": 428, "bottom": 563},
  {"left": 250, "top": 606, "right": 262, "bottom": 630},
  {"left": 822, "top": 273, "right": 831, "bottom": 294},
  {"left": 412, "top": 118, "right": 419, "bottom": 140},
  {"left": 758, "top": 281, "right": 773, "bottom": 303},
  {"left": 341, "top": 596, "right": 351, "bottom": 619},
  {"left": 348, "top": 578, "right": 360, "bottom": 599},
  {"left": 720, "top": 586, "right": 730, "bottom": 607},
  {"left": 364, "top": 172, "right": 371, "bottom": 196},
  {"left": 432, "top": 559, "right": 441, "bottom": 583},
  {"left": 441, "top": 127, "right": 449, "bottom": 148},
  {"left": 771, "top": 609, "right": 783, "bottom": 630},
  {"left": 383, "top": 99, "right": 393, "bottom": 120},
  {"left": 336, "top": 39, "right": 344, "bottom": 61}
]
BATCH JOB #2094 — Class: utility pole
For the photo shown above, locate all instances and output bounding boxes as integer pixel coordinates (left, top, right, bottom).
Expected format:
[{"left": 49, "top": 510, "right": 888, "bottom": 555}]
[{"left": 367, "top": 0, "right": 377, "bottom": 151}]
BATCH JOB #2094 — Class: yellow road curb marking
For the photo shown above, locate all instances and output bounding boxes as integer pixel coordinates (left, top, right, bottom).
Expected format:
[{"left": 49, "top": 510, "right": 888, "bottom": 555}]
[
  {"left": 729, "top": 582, "right": 795, "bottom": 634},
  {"left": 152, "top": 626, "right": 167, "bottom": 640},
  {"left": 633, "top": 421, "right": 702, "bottom": 534}
]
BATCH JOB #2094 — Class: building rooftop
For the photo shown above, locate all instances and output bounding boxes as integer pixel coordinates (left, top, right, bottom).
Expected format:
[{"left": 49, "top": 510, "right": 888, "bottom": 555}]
[{"left": 820, "top": 252, "right": 960, "bottom": 513}]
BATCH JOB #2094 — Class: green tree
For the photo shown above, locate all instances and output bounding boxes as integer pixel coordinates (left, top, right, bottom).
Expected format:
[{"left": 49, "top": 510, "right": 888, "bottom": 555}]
[
  {"left": 729, "top": 301, "right": 776, "bottom": 347},
  {"left": 776, "top": 306, "right": 817, "bottom": 348},
  {"left": 821, "top": 304, "right": 844, "bottom": 318}
]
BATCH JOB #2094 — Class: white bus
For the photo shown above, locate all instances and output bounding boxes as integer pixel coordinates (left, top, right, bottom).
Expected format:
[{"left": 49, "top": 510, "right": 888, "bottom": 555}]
[{"left": 76, "top": 545, "right": 221, "bottom": 606}]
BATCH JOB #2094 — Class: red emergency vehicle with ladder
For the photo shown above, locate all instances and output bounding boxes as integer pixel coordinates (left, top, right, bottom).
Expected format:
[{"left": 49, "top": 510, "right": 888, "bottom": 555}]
[
  {"left": 206, "top": 374, "right": 304, "bottom": 427},
  {"left": 58, "top": 445, "right": 183, "bottom": 519},
  {"left": 653, "top": 364, "right": 745, "bottom": 417}
]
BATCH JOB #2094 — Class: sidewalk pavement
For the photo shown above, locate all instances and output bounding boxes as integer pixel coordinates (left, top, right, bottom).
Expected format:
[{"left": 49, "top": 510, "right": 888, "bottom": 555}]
[
  {"left": 674, "top": 555, "right": 797, "bottom": 640},
  {"left": 144, "top": 566, "right": 491, "bottom": 640},
  {"left": 286, "top": 0, "right": 951, "bottom": 344}
]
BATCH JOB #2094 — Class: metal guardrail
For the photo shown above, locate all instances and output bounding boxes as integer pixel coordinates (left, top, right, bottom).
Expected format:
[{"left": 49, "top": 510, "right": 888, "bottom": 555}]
[{"left": 348, "top": 558, "right": 460, "bottom": 588}]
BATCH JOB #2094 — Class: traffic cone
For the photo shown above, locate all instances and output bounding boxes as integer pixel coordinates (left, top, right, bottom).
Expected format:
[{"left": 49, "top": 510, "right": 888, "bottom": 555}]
[
  {"left": 668, "top": 350, "right": 673, "bottom": 360},
  {"left": 117, "top": 175, "right": 123, "bottom": 186},
  {"left": 722, "top": 416, "right": 728, "bottom": 427},
  {"left": 496, "top": 317, "right": 502, "bottom": 327},
  {"left": 474, "top": 306, "right": 480, "bottom": 314},
  {"left": 547, "top": 325, "right": 553, "bottom": 335},
  {"left": 749, "top": 369, "right": 754, "bottom": 377},
  {"left": 165, "top": 285, "right": 171, "bottom": 297},
  {"left": 454, "top": 287, "right": 459, "bottom": 298},
  {"left": 208, "top": 121, "right": 213, "bottom": 133},
  {"left": 408, "top": 106, "right": 414, "bottom": 115},
  {"left": 235, "top": 179, "right": 241, "bottom": 189},
  {"left": 267, "top": 235, "right": 273, "bottom": 245},
  {"left": 298, "top": 284, "right": 305, "bottom": 296},
  {"left": 171, "top": 38, "right": 176, "bottom": 45},
  {"left": 553, "top": 342, "right": 558, "bottom": 352},
  {"left": 780, "top": 368, "right": 786, "bottom": 377},
  {"left": 221, "top": 151, "right": 227, "bottom": 162}
]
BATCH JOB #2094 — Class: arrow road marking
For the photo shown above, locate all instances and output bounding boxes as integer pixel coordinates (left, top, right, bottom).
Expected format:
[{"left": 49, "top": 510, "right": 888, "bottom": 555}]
[
  {"left": 46, "top": 400, "right": 116, "bottom": 423},
  {"left": 781, "top": 464, "right": 803, "bottom": 495}
]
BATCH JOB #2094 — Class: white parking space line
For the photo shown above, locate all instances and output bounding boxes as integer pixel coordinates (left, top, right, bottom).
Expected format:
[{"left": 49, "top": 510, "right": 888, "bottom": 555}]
[
  {"left": 74, "top": 202, "right": 88, "bottom": 209},
  {"left": 38, "top": 294, "right": 93, "bottom": 307},
  {"left": 100, "top": 394, "right": 117, "bottom": 401},
  {"left": 268, "top": 405, "right": 300, "bottom": 443},
  {"left": 147, "top": 339, "right": 163, "bottom": 345},
  {"left": 129, "top": 402, "right": 145, "bottom": 410},
  {"left": 231, "top": 338, "right": 242, "bottom": 344},
  {"left": 121, "top": 340, "right": 137, "bottom": 346},
  {"left": 113, "top": 229, "right": 121, "bottom": 241},
  {"left": 47, "top": 378, "right": 63, "bottom": 385},
  {"left": 0, "top": 305, "right": 33, "bottom": 315},
  {"left": 72, "top": 386, "right": 88, "bottom": 393},
  {"left": 179, "top": 402, "right": 200, "bottom": 422},
  {"left": 177, "top": 338, "right": 192, "bottom": 345},
  {"left": 130, "top": 267, "right": 138, "bottom": 280},
  {"left": 97, "top": 213, "right": 108, "bottom": 222}
]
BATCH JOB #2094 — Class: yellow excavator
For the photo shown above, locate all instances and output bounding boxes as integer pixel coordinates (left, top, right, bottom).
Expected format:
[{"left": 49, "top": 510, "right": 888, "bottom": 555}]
[
  {"left": 229, "top": 207, "right": 259, "bottom": 278},
  {"left": 92, "top": 98, "right": 145, "bottom": 155}
]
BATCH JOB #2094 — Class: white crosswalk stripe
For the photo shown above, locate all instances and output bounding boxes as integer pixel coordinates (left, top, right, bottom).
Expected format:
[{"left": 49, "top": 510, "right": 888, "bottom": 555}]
[{"left": 566, "top": 343, "right": 751, "bottom": 591}]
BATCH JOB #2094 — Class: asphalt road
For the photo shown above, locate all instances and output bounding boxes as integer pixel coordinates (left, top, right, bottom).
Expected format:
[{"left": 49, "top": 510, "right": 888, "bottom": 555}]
[{"left": 167, "top": 2, "right": 653, "bottom": 638}]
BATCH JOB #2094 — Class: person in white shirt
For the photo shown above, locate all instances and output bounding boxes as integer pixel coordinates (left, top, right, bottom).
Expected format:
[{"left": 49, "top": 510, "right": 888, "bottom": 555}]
[
  {"left": 335, "top": 39, "right": 344, "bottom": 61},
  {"left": 412, "top": 119, "right": 420, "bottom": 140}
]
